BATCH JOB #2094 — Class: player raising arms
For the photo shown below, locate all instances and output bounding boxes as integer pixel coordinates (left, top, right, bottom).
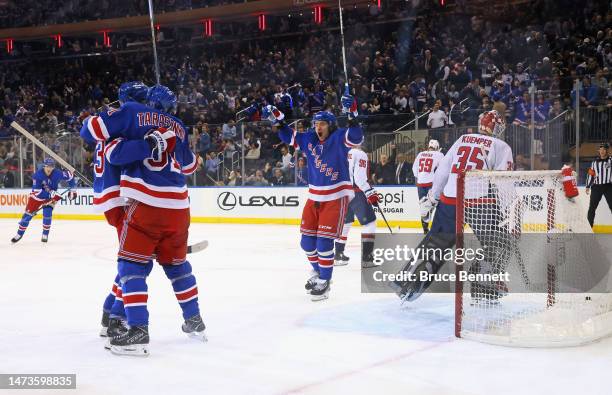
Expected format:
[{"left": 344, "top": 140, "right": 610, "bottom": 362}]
[
  {"left": 334, "top": 145, "right": 380, "bottom": 268},
  {"left": 80, "top": 85, "right": 203, "bottom": 356},
  {"left": 80, "top": 81, "right": 154, "bottom": 339},
  {"left": 394, "top": 102, "right": 513, "bottom": 301},
  {"left": 11, "top": 158, "right": 77, "bottom": 243},
  {"left": 262, "top": 88, "right": 363, "bottom": 301},
  {"left": 412, "top": 139, "right": 444, "bottom": 233}
]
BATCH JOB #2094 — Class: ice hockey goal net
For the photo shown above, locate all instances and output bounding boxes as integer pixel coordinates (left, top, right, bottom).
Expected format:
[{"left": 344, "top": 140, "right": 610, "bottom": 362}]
[{"left": 455, "top": 170, "right": 612, "bottom": 347}]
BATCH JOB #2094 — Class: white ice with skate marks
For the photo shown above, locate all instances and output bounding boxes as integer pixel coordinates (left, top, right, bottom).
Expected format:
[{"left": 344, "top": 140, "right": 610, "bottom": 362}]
[{"left": 0, "top": 219, "right": 611, "bottom": 395}]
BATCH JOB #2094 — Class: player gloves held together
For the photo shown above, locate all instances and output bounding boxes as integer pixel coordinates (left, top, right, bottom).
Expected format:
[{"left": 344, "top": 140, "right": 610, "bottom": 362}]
[{"left": 145, "top": 127, "right": 176, "bottom": 161}]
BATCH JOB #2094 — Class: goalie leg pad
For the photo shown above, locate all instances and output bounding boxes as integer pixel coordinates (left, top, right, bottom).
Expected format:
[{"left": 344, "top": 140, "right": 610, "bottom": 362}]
[
  {"left": 391, "top": 231, "right": 456, "bottom": 301},
  {"left": 163, "top": 261, "right": 201, "bottom": 320}
]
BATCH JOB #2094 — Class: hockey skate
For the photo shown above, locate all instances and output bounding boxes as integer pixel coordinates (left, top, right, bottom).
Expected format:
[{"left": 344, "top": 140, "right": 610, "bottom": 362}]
[
  {"left": 361, "top": 253, "right": 376, "bottom": 268},
  {"left": 41, "top": 234, "right": 48, "bottom": 243},
  {"left": 334, "top": 251, "right": 350, "bottom": 266},
  {"left": 99, "top": 311, "right": 110, "bottom": 337},
  {"left": 182, "top": 314, "right": 207, "bottom": 342},
  {"left": 104, "top": 318, "right": 129, "bottom": 350},
  {"left": 109, "top": 326, "right": 149, "bottom": 357},
  {"left": 10, "top": 234, "right": 22, "bottom": 244},
  {"left": 310, "top": 278, "right": 330, "bottom": 301},
  {"left": 395, "top": 260, "right": 442, "bottom": 304},
  {"left": 305, "top": 271, "right": 319, "bottom": 292}
]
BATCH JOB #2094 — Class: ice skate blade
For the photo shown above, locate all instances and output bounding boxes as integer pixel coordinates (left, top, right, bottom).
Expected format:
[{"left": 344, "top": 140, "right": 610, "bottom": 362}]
[
  {"left": 361, "top": 262, "right": 377, "bottom": 269},
  {"left": 99, "top": 327, "right": 108, "bottom": 337},
  {"left": 104, "top": 339, "right": 111, "bottom": 350},
  {"left": 310, "top": 291, "right": 329, "bottom": 302},
  {"left": 186, "top": 331, "right": 208, "bottom": 342},
  {"left": 333, "top": 260, "right": 349, "bottom": 267},
  {"left": 110, "top": 344, "right": 149, "bottom": 357}
]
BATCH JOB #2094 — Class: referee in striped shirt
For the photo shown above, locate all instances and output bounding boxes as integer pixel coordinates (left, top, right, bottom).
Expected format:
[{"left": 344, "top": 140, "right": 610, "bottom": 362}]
[{"left": 586, "top": 142, "right": 612, "bottom": 227}]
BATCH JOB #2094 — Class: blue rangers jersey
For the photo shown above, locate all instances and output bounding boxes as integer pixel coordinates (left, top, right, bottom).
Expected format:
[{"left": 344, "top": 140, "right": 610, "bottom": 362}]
[
  {"left": 80, "top": 102, "right": 197, "bottom": 209},
  {"left": 90, "top": 141, "right": 125, "bottom": 213},
  {"left": 278, "top": 124, "right": 363, "bottom": 201},
  {"left": 30, "top": 167, "right": 76, "bottom": 202}
]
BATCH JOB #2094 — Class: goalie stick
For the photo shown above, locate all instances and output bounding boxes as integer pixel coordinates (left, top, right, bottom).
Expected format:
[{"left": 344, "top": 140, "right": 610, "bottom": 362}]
[{"left": 10, "top": 121, "right": 93, "bottom": 187}]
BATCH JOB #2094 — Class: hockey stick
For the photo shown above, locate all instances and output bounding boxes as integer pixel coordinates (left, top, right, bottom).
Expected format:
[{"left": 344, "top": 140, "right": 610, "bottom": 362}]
[
  {"left": 151, "top": 240, "right": 208, "bottom": 260},
  {"left": 376, "top": 204, "right": 393, "bottom": 233},
  {"left": 338, "top": 0, "right": 349, "bottom": 90},
  {"left": 30, "top": 188, "right": 73, "bottom": 217},
  {"left": 10, "top": 121, "right": 93, "bottom": 187}
]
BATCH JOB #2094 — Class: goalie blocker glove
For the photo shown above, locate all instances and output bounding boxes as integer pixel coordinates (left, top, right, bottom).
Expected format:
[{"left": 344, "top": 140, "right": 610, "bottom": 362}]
[{"left": 419, "top": 190, "right": 438, "bottom": 220}]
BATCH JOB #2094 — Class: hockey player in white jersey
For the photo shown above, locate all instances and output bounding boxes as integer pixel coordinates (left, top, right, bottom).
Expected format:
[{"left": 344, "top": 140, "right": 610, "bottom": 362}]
[
  {"left": 393, "top": 102, "right": 514, "bottom": 301},
  {"left": 413, "top": 139, "right": 444, "bottom": 233},
  {"left": 334, "top": 146, "right": 380, "bottom": 267}
]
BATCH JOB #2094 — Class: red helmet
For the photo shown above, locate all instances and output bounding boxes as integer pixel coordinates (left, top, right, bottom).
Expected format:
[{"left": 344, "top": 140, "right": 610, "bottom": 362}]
[{"left": 478, "top": 110, "right": 506, "bottom": 138}]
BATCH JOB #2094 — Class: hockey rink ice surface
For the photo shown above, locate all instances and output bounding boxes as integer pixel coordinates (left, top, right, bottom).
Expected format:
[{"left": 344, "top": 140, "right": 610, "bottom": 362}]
[{"left": 1, "top": 219, "right": 611, "bottom": 395}]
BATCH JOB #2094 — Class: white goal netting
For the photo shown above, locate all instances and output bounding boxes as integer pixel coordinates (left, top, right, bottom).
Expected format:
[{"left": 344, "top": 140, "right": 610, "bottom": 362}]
[{"left": 456, "top": 170, "right": 612, "bottom": 347}]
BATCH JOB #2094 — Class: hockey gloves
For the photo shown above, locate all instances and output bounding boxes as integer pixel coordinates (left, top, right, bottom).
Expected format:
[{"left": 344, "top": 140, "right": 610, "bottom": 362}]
[
  {"left": 365, "top": 188, "right": 381, "bottom": 206},
  {"left": 341, "top": 87, "right": 358, "bottom": 120},
  {"left": 262, "top": 105, "right": 285, "bottom": 126},
  {"left": 145, "top": 127, "right": 176, "bottom": 161}
]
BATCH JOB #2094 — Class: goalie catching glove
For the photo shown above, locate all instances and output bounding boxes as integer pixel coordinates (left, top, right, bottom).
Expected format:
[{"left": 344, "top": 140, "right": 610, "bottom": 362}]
[
  {"left": 145, "top": 127, "right": 176, "bottom": 162},
  {"left": 419, "top": 190, "right": 438, "bottom": 222},
  {"left": 262, "top": 105, "right": 285, "bottom": 126}
]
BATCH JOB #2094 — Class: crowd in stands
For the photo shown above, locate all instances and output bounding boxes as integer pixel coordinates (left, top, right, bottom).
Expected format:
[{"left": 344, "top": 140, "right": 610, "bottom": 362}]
[
  {"left": 0, "top": 0, "right": 249, "bottom": 29},
  {"left": 1, "top": 0, "right": 611, "bottom": 188}
]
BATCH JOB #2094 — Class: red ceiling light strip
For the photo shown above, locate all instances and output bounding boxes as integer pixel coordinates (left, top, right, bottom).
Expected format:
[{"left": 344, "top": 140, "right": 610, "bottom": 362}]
[
  {"left": 378, "top": 0, "right": 382, "bottom": 9},
  {"left": 6, "top": 38, "right": 13, "bottom": 53},
  {"left": 204, "top": 19, "right": 213, "bottom": 37},
  {"left": 258, "top": 14, "right": 266, "bottom": 31},
  {"left": 102, "top": 31, "right": 111, "bottom": 47},
  {"left": 53, "top": 34, "right": 62, "bottom": 48},
  {"left": 314, "top": 6, "right": 323, "bottom": 24}
]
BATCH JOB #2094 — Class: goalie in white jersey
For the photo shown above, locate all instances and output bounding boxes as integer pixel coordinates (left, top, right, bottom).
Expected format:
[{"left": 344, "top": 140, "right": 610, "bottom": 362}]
[
  {"left": 413, "top": 139, "right": 444, "bottom": 233},
  {"left": 334, "top": 146, "right": 381, "bottom": 267},
  {"left": 393, "top": 102, "right": 514, "bottom": 301}
]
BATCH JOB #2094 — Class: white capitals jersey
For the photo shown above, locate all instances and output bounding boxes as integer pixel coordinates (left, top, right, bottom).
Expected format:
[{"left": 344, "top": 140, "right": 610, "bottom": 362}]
[
  {"left": 412, "top": 150, "right": 445, "bottom": 187},
  {"left": 431, "top": 133, "right": 514, "bottom": 205},
  {"left": 348, "top": 148, "right": 372, "bottom": 192}
]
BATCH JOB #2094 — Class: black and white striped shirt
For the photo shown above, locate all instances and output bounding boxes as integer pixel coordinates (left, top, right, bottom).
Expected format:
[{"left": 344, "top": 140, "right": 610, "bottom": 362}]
[{"left": 587, "top": 156, "right": 612, "bottom": 187}]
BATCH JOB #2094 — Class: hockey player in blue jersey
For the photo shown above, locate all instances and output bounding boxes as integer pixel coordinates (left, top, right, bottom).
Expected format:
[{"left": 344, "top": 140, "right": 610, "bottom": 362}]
[
  {"left": 80, "top": 84, "right": 203, "bottom": 356},
  {"left": 80, "top": 81, "right": 156, "bottom": 340},
  {"left": 262, "top": 87, "right": 363, "bottom": 301},
  {"left": 11, "top": 158, "right": 77, "bottom": 243}
]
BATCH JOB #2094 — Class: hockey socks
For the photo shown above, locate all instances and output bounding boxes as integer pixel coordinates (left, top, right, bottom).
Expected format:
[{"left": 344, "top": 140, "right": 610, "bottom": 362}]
[
  {"left": 163, "top": 261, "right": 200, "bottom": 320},
  {"left": 41, "top": 206, "right": 53, "bottom": 236},
  {"left": 103, "top": 274, "right": 121, "bottom": 313},
  {"left": 316, "top": 238, "right": 334, "bottom": 281},
  {"left": 118, "top": 260, "right": 150, "bottom": 327},
  {"left": 301, "top": 235, "right": 319, "bottom": 272},
  {"left": 16, "top": 212, "right": 33, "bottom": 236}
]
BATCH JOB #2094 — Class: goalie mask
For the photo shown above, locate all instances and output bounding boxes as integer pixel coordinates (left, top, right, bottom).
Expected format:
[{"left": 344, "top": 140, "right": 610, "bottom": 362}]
[{"left": 479, "top": 104, "right": 506, "bottom": 139}]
